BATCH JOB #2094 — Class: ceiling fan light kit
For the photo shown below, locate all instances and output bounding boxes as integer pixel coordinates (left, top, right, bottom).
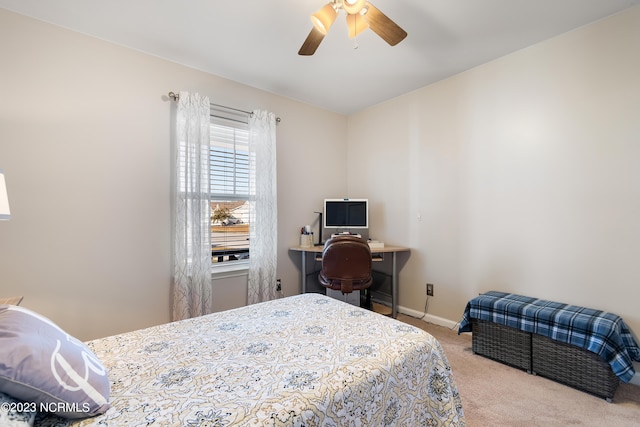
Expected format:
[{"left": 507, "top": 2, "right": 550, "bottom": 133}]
[
  {"left": 342, "top": 0, "right": 367, "bottom": 15},
  {"left": 347, "top": 12, "right": 369, "bottom": 38},
  {"left": 299, "top": 0, "right": 407, "bottom": 56},
  {"left": 311, "top": 3, "right": 338, "bottom": 34}
]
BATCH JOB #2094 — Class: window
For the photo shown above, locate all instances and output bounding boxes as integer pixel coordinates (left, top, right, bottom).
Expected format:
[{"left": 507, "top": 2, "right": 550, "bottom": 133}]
[{"left": 209, "top": 117, "right": 251, "bottom": 267}]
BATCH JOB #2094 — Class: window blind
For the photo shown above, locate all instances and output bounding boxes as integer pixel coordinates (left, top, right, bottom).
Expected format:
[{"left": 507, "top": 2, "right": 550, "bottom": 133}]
[{"left": 209, "top": 117, "right": 251, "bottom": 265}]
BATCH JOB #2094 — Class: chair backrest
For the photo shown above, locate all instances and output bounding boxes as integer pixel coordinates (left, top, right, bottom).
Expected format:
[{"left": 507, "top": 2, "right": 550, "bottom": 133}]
[{"left": 318, "top": 235, "right": 373, "bottom": 294}]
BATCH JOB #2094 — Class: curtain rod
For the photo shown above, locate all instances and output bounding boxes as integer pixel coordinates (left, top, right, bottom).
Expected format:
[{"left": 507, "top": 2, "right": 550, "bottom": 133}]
[{"left": 168, "top": 91, "right": 281, "bottom": 123}]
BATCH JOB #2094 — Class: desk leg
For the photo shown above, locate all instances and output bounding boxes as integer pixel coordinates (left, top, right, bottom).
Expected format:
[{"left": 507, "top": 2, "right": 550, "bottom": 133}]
[
  {"left": 392, "top": 252, "right": 398, "bottom": 318},
  {"left": 301, "top": 251, "right": 307, "bottom": 293}
]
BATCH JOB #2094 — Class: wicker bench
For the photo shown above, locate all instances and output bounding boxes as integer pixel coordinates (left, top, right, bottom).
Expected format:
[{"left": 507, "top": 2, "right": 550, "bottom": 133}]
[
  {"left": 460, "top": 292, "right": 640, "bottom": 402},
  {"left": 470, "top": 318, "right": 531, "bottom": 372}
]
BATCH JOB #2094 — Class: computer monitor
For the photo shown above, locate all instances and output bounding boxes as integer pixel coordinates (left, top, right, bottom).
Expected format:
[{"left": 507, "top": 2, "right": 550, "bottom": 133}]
[{"left": 323, "top": 199, "right": 369, "bottom": 229}]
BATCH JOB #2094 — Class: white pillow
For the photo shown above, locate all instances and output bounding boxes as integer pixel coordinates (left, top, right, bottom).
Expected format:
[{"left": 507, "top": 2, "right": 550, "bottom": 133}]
[{"left": 0, "top": 305, "right": 110, "bottom": 419}]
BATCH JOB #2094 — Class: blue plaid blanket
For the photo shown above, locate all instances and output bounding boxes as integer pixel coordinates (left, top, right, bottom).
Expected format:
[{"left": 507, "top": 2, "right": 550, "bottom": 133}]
[{"left": 458, "top": 291, "right": 640, "bottom": 382}]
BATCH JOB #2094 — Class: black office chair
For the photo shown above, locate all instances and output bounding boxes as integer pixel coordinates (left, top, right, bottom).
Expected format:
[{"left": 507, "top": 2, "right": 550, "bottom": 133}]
[{"left": 318, "top": 235, "right": 373, "bottom": 308}]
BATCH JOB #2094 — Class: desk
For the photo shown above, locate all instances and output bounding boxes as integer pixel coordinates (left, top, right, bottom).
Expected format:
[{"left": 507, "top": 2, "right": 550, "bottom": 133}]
[
  {"left": 289, "top": 245, "right": 409, "bottom": 318},
  {"left": 0, "top": 296, "right": 23, "bottom": 305}
]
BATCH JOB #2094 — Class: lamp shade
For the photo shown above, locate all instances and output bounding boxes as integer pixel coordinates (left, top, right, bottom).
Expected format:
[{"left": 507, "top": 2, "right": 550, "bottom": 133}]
[
  {"left": 347, "top": 12, "right": 369, "bottom": 38},
  {"left": 0, "top": 169, "right": 10, "bottom": 220},
  {"left": 311, "top": 3, "right": 338, "bottom": 35}
]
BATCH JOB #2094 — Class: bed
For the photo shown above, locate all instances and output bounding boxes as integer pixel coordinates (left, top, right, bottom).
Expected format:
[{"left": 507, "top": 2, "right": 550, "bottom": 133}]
[{"left": 3, "top": 294, "right": 465, "bottom": 426}]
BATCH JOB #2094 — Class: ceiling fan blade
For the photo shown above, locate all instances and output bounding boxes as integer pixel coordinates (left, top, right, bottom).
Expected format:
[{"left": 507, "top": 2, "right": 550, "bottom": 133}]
[
  {"left": 364, "top": 2, "right": 407, "bottom": 46},
  {"left": 298, "top": 27, "right": 325, "bottom": 56}
]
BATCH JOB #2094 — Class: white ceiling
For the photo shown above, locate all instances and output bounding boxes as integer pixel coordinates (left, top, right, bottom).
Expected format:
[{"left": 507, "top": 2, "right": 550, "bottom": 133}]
[{"left": 1, "top": 0, "right": 639, "bottom": 114}]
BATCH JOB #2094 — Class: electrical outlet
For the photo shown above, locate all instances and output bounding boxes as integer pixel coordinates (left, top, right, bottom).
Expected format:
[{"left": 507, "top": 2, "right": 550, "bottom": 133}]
[
  {"left": 426, "top": 283, "right": 434, "bottom": 297},
  {"left": 276, "top": 279, "right": 282, "bottom": 292}
]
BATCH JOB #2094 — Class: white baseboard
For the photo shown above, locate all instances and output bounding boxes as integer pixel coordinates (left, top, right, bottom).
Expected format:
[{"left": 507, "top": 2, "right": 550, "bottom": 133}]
[{"left": 396, "top": 304, "right": 460, "bottom": 330}]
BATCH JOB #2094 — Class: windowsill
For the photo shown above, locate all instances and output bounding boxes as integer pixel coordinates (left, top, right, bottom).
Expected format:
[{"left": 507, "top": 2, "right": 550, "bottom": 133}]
[{"left": 211, "top": 260, "right": 249, "bottom": 279}]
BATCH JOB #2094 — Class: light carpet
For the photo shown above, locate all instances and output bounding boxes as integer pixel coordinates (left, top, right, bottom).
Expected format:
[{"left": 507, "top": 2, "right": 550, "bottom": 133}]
[{"left": 397, "top": 314, "right": 640, "bottom": 426}]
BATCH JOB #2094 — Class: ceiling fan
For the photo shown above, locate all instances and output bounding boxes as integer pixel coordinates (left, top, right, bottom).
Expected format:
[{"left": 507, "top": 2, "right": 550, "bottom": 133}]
[{"left": 299, "top": 0, "right": 407, "bottom": 56}]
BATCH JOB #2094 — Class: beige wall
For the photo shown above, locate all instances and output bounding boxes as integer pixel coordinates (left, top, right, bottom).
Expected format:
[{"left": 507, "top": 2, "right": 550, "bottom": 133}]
[
  {"left": 348, "top": 5, "right": 640, "bottom": 341},
  {"left": 2, "top": 3, "right": 639, "bottom": 372},
  {"left": 0, "top": 8, "right": 347, "bottom": 340}
]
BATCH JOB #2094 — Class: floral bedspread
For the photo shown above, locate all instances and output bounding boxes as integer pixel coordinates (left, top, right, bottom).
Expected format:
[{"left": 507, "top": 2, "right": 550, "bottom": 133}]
[{"left": 38, "top": 294, "right": 465, "bottom": 426}]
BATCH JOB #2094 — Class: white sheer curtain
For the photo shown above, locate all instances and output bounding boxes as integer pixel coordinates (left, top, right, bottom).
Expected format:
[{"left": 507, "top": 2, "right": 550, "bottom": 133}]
[
  {"left": 247, "top": 110, "right": 278, "bottom": 304},
  {"left": 172, "top": 91, "right": 213, "bottom": 320}
]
